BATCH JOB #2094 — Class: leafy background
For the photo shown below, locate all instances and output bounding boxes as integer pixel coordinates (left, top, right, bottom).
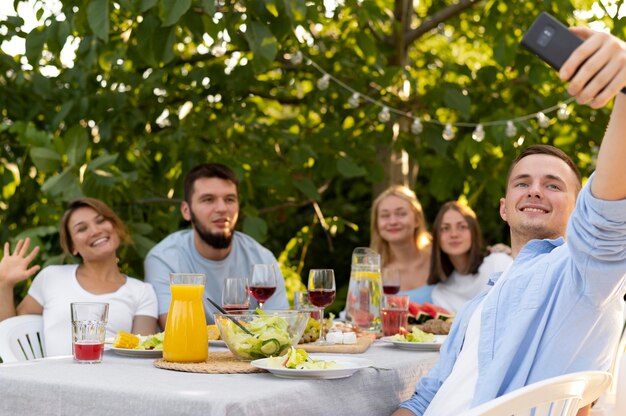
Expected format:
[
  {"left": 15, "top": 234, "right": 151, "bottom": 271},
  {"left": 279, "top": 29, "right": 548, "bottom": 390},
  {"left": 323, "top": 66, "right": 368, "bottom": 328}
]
[{"left": 1, "top": 0, "right": 625, "bottom": 313}]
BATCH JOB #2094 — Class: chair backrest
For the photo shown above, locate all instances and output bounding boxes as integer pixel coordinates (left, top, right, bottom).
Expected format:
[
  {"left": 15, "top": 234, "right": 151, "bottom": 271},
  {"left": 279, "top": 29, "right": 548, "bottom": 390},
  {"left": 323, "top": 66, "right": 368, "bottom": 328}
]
[
  {"left": 0, "top": 315, "right": 45, "bottom": 363},
  {"left": 463, "top": 371, "right": 613, "bottom": 416}
]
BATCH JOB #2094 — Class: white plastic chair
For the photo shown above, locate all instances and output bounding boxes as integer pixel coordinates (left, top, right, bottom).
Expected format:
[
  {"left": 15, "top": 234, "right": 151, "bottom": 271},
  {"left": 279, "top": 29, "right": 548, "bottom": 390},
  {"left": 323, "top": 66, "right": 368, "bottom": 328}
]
[
  {"left": 0, "top": 315, "right": 45, "bottom": 363},
  {"left": 463, "top": 371, "right": 612, "bottom": 416},
  {"left": 590, "top": 313, "right": 626, "bottom": 416}
]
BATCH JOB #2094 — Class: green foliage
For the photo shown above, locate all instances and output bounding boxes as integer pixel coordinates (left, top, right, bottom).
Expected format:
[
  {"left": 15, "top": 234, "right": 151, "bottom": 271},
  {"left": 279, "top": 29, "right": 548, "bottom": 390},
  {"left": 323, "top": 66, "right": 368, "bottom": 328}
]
[{"left": 0, "top": 0, "right": 617, "bottom": 311}]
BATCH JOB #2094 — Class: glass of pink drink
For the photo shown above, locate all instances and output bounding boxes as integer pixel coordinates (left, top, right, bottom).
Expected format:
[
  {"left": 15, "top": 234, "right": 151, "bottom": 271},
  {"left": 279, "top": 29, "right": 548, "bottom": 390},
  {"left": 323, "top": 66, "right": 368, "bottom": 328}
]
[
  {"left": 71, "top": 302, "right": 109, "bottom": 363},
  {"left": 381, "top": 295, "right": 409, "bottom": 336}
]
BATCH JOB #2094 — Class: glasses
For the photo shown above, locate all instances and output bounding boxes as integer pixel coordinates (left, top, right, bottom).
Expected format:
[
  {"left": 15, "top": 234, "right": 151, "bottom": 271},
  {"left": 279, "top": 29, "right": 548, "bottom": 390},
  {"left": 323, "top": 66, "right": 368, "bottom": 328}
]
[
  {"left": 222, "top": 277, "right": 250, "bottom": 312},
  {"left": 382, "top": 267, "right": 401, "bottom": 295},
  {"left": 249, "top": 264, "right": 277, "bottom": 309},
  {"left": 307, "top": 269, "right": 336, "bottom": 345}
]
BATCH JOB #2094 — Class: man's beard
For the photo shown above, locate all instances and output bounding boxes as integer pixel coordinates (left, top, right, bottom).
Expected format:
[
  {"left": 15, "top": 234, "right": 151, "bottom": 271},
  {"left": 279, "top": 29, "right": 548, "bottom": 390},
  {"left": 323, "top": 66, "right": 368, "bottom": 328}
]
[{"left": 190, "top": 210, "right": 234, "bottom": 249}]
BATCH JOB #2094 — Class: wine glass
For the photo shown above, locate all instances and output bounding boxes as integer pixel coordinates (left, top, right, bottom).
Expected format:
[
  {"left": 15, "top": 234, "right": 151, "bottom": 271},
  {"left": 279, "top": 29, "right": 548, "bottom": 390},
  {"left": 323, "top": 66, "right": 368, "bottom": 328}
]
[
  {"left": 249, "top": 264, "right": 277, "bottom": 309},
  {"left": 222, "top": 277, "right": 250, "bottom": 312},
  {"left": 382, "top": 267, "right": 401, "bottom": 294},
  {"left": 307, "top": 269, "right": 336, "bottom": 345}
]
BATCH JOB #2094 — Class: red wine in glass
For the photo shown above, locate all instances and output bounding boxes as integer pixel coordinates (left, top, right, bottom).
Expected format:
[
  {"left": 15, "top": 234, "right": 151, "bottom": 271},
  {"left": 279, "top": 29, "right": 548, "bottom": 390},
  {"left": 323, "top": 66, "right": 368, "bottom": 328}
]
[
  {"left": 249, "top": 286, "right": 276, "bottom": 304},
  {"left": 223, "top": 304, "right": 249, "bottom": 312},
  {"left": 383, "top": 285, "right": 401, "bottom": 295},
  {"left": 308, "top": 289, "right": 336, "bottom": 307}
]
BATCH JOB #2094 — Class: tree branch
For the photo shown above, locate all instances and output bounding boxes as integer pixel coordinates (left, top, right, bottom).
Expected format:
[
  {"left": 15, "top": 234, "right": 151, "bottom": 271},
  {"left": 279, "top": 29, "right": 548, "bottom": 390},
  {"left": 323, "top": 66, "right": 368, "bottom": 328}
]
[{"left": 404, "top": 0, "right": 480, "bottom": 45}]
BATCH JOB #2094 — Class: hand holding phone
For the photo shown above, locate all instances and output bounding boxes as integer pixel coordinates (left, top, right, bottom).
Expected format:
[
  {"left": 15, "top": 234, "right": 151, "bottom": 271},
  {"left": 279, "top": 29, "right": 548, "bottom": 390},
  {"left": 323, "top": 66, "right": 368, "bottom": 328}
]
[{"left": 521, "top": 12, "right": 626, "bottom": 95}]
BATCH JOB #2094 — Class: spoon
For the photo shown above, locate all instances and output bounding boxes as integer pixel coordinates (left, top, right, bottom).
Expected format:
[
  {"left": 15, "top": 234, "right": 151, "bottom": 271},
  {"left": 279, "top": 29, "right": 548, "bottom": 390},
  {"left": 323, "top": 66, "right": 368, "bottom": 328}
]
[{"left": 206, "top": 296, "right": 255, "bottom": 336}]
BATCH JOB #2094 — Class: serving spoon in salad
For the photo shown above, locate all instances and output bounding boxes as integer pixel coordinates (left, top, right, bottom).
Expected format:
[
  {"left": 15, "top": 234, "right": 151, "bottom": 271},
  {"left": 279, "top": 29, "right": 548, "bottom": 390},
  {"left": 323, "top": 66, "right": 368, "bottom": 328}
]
[{"left": 206, "top": 296, "right": 255, "bottom": 336}]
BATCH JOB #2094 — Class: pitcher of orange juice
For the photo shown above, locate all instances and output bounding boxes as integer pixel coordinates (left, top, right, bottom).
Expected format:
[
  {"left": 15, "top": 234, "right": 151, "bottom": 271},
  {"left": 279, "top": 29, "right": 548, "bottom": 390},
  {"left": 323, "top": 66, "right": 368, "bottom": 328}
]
[{"left": 163, "top": 273, "right": 208, "bottom": 362}]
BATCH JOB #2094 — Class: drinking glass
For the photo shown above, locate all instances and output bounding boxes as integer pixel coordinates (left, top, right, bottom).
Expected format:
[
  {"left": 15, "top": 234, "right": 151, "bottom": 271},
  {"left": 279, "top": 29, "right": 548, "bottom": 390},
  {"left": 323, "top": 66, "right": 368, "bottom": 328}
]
[
  {"left": 293, "top": 291, "right": 322, "bottom": 321},
  {"left": 382, "top": 267, "right": 401, "bottom": 295},
  {"left": 381, "top": 295, "right": 410, "bottom": 336},
  {"left": 71, "top": 302, "right": 109, "bottom": 364},
  {"left": 307, "top": 269, "right": 336, "bottom": 345},
  {"left": 222, "top": 277, "right": 250, "bottom": 312},
  {"left": 249, "top": 264, "right": 277, "bottom": 309}
]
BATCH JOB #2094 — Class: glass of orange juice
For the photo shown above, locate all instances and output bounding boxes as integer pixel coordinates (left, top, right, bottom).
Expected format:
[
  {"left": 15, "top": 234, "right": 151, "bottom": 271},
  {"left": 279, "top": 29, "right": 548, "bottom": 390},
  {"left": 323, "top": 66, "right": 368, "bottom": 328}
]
[{"left": 163, "top": 273, "right": 208, "bottom": 362}]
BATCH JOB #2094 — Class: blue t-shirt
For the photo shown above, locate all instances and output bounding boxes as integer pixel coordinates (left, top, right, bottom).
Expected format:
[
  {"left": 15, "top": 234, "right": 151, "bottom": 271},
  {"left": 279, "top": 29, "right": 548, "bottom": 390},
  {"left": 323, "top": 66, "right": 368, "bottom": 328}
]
[
  {"left": 145, "top": 230, "right": 289, "bottom": 323},
  {"left": 402, "top": 285, "right": 435, "bottom": 304}
]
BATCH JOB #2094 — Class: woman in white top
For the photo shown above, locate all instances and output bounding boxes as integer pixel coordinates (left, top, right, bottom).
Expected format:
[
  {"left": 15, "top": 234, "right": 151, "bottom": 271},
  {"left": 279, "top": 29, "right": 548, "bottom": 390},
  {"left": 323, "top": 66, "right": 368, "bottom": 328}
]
[
  {"left": 429, "top": 201, "right": 513, "bottom": 313},
  {"left": 0, "top": 198, "right": 158, "bottom": 356}
]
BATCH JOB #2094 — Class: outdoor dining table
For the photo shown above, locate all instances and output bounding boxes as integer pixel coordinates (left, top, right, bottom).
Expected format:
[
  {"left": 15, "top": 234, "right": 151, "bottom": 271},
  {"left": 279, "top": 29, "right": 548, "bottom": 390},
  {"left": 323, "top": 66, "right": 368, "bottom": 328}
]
[{"left": 0, "top": 340, "right": 439, "bottom": 416}]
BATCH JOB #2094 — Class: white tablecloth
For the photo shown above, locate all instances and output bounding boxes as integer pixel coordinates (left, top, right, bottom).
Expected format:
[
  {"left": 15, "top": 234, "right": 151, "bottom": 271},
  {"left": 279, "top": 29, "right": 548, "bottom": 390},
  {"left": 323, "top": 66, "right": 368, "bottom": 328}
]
[{"left": 0, "top": 341, "right": 438, "bottom": 416}]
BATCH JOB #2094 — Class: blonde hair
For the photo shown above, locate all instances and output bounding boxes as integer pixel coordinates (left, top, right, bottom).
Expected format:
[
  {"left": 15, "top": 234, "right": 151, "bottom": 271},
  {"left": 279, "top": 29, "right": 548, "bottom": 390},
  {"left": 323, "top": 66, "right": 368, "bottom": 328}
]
[
  {"left": 370, "top": 185, "right": 431, "bottom": 266},
  {"left": 59, "top": 197, "right": 130, "bottom": 257}
]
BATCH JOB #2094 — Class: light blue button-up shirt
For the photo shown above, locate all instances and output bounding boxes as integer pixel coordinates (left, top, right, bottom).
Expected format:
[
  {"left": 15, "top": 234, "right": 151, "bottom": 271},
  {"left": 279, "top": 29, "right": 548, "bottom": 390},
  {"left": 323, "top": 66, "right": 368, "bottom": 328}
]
[{"left": 400, "top": 177, "right": 626, "bottom": 415}]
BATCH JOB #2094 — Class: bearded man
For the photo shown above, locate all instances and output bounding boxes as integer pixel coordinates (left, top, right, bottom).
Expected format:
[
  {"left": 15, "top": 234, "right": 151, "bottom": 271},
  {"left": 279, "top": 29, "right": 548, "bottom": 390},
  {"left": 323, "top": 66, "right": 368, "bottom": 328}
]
[{"left": 145, "top": 163, "right": 289, "bottom": 328}]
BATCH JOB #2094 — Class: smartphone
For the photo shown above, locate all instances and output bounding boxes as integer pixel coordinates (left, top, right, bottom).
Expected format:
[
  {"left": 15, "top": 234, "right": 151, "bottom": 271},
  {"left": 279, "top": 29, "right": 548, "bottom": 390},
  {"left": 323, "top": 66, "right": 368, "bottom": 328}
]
[
  {"left": 521, "top": 12, "right": 626, "bottom": 94},
  {"left": 521, "top": 12, "right": 582, "bottom": 70}
]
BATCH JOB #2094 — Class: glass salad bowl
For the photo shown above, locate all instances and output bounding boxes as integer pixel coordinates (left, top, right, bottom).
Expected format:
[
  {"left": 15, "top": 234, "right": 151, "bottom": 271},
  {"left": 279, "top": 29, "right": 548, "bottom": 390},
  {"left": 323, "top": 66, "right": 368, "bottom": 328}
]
[{"left": 213, "top": 310, "right": 308, "bottom": 361}]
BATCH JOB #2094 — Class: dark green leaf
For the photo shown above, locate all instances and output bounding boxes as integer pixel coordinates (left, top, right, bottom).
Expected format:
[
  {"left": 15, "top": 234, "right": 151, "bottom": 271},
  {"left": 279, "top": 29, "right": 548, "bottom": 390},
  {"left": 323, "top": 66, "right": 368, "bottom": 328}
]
[
  {"left": 336, "top": 157, "right": 366, "bottom": 178},
  {"left": 199, "top": 0, "right": 215, "bottom": 15},
  {"left": 292, "top": 178, "right": 320, "bottom": 201},
  {"left": 244, "top": 21, "right": 278, "bottom": 71},
  {"left": 444, "top": 85, "right": 471, "bottom": 119},
  {"left": 64, "top": 125, "right": 89, "bottom": 166},
  {"left": 88, "top": 154, "right": 119, "bottom": 170},
  {"left": 30, "top": 147, "right": 62, "bottom": 173},
  {"left": 159, "top": 0, "right": 192, "bottom": 27},
  {"left": 242, "top": 216, "right": 268, "bottom": 243},
  {"left": 87, "top": 0, "right": 109, "bottom": 42},
  {"left": 41, "top": 168, "right": 76, "bottom": 196}
]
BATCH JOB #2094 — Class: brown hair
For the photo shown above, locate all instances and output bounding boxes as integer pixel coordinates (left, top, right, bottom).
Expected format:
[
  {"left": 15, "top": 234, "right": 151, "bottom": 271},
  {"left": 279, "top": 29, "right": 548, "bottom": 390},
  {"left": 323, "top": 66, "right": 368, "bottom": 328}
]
[
  {"left": 59, "top": 198, "right": 130, "bottom": 257},
  {"left": 507, "top": 144, "right": 582, "bottom": 193},
  {"left": 428, "top": 201, "right": 485, "bottom": 284},
  {"left": 370, "top": 185, "right": 432, "bottom": 266},
  {"left": 183, "top": 163, "right": 239, "bottom": 204}
]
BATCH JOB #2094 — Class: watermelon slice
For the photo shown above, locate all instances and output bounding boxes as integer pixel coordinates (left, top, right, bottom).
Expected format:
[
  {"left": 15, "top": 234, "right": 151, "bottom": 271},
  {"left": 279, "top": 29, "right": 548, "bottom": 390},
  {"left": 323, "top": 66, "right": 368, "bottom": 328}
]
[{"left": 407, "top": 302, "right": 452, "bottom": 324}]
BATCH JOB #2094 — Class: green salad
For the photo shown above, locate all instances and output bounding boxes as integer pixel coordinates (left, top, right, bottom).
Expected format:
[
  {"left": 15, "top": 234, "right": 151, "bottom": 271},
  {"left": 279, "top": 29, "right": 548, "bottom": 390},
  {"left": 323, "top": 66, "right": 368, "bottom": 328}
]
[
  {"left": 135, "top": 332, "right": 164, "bottom": 350},
  {"left": 391, "top": 327, "right": 435, "bottom": 343},
  {"left": 267, "top": 347, "right": 342, "bottom": 370},
  {"left": 221, "top": 312, "right": 293, "bottom": 359}
]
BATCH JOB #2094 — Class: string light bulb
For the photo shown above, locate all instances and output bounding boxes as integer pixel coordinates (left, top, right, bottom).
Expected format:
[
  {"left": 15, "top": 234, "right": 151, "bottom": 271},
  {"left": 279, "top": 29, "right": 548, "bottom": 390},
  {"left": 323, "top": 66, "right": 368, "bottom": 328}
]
[
  {"left": 505, "top": 120, "right": 517, "bottom": 138},
  {"left": 557, "top": 103, "right": 569, "bottom": 120},
  {"left": 317, "top": 74, "right": 330, "bottom": 91},
  {"left": 411, "top": 118, "right": 423, "bottom": 134},
  {"left": 291, "top": 51, "right": 303, "bottom": 65},
  {"left": 299, "top": 52, "right": 578, "bottom": 141},
  {"left": 537, "top": 112, "right": 550, "bottom": 128},
  {"left": 348, "top": 93, "right": 360, "bottom": 109},
  {"left": 442, "top": 123, "right": 455, "bottom": 141},
  {"left": 472, "top": 124, "right": 485, "bottom": 142},
  {"left": 378, "top": 106, "right": 391, "bottom": 122}
]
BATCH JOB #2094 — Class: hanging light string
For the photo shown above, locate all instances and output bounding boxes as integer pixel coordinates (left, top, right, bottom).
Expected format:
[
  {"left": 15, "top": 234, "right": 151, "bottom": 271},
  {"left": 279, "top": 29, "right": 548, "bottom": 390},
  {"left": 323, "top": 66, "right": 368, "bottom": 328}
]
[{"left": 294, "top": 52, "right": 575, "bottom": 141}]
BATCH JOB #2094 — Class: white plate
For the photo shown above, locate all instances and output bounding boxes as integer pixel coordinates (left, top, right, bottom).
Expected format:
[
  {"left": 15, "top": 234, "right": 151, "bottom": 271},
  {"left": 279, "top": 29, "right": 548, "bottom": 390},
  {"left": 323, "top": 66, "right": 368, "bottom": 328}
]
[
  {"left": 209, "top": 340, "right": 226, "bottom": 347},
  {"left": 250, "top": 355, "right": 373, "bottom": 379},
  {"left": 381, "top": 335, "right": 447, "bottom": 351},
  {"left": 111, "top": 347, "right": 163, "bottom": 358}
]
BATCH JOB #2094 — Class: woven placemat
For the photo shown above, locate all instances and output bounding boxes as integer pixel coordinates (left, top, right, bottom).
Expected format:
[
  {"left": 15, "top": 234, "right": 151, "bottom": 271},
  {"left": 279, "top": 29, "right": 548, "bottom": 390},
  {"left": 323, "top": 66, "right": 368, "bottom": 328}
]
[{"left": 153, "top": 352, "right": 266, "bottom": 374}]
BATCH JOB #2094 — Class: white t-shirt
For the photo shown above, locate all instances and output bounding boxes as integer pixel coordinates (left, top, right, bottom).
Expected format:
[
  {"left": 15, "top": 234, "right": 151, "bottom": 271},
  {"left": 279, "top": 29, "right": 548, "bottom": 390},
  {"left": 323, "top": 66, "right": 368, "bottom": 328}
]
[
  {"left": 424, "top": 302, "right": 484, "bottom": 416},
  {"left": 425, "top": 262, "right": 513, "bottom": 415},
  {"left": 28, "top": 264, "right": 158, "bottom": 357},
  {"left": 432, "top": 252, "right": 513, "bottom": 313}
]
